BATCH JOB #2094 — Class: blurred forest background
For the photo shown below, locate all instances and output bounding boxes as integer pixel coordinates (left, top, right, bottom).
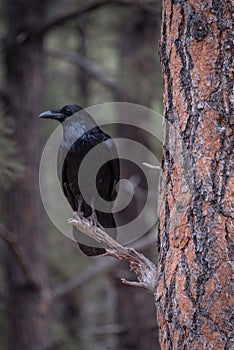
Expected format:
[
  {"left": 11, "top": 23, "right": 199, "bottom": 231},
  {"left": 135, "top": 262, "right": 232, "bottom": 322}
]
[{"left": 0, "top": 1, "right": 163, "bottom": 349}]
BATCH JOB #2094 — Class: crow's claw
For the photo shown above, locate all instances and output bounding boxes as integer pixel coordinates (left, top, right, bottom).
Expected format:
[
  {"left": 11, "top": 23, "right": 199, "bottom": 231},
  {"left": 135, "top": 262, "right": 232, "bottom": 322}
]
[
  {"left": 73, "top": 211, "right": 84, "bottom": 220},
  {"left": 87, "top": 212, "right": 104, "bottom": 230}
]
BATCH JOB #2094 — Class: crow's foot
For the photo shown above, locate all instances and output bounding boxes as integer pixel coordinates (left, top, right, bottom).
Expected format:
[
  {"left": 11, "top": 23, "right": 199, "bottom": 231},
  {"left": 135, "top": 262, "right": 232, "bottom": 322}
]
[
  {"left": 87, "top": 212, "right": 104, "bottom": 230},
  {"left": 73, "top": 211, "right": 84, "bottom": 221}
]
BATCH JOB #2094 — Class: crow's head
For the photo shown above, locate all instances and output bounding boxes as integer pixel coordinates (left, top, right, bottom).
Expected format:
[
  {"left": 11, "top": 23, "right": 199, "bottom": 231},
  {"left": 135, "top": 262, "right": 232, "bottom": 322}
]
[{"left": 39, "top": 104, "right": 83, "bottom": 122}]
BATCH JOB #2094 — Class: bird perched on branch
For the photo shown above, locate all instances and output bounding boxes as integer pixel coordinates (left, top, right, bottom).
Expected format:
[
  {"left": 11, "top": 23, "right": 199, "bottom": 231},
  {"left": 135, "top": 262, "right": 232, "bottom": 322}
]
[{"left": 39, "top": 104, "right": 119, "bottom": 256}]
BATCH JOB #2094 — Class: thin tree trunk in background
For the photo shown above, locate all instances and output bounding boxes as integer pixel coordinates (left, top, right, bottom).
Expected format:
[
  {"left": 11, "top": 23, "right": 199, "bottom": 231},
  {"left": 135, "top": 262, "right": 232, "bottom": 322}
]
[
  {"left": 76, "top": 17, "right": 90, "bottom": 106},
  {"left": 119, "top": 8, "right": 161, "bottom": 105},
  {"left": 157, "top": 1, "right": 234, "bottom": 349},
  {"left": 113, "top": 8, "right": 161, "bottom": 350},
  {"left": 3, "top": 1, "right": 49, "bottom": 349},
  {"left": 114, "top": 277, "right": 159, "bottom": 350}
]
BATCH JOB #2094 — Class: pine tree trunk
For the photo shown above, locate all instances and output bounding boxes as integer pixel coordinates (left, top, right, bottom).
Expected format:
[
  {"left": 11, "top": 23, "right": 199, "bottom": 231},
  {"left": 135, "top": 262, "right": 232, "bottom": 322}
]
[
  {"left": 3, "top": 1, "right": 49, "bottom": 349},
  {"left": 157, "top": 1, "right": 234, "bottom": 349}
]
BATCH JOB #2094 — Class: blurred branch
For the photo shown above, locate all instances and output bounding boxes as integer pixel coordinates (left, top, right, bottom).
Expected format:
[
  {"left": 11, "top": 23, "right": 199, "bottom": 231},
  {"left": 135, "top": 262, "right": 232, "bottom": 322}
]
[
  {"left": 36, "top": 0, "right": 159, "bottom": 36},
  {"left": 53, "top": 256, "right": 115, "bottom": 299},
  {"left": 68, "top": 215, "right": 156, "bottom": 293},
  {"left": 52, "top": 232, "right": 156, "bottom": 299},
  {"left": 80, "top": 323, "right": 124, "bottom": 336},
  {"left": 0, "top": 223, "right": 38, "bottom": 287},
  {"left": 46, "top": 48, "right": 134, "bottom": 101}
]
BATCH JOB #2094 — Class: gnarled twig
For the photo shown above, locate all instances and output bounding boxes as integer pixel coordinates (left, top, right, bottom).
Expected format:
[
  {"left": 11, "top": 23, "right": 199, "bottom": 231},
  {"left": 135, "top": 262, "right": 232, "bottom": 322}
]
[{"left": 68, "top": 215, "right": 157, "bottom": 293}]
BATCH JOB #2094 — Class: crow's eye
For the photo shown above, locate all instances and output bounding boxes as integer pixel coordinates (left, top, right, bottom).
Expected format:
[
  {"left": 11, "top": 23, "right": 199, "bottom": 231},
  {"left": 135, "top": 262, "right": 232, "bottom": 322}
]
[{"left": 63, "top": 107, "right": 72, "bottom": 116}]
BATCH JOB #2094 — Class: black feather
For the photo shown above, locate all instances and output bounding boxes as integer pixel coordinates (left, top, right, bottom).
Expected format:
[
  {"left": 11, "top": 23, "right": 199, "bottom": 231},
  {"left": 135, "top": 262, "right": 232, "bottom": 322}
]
[{"left": 40, "top": 104, "right": 119, "bottom": 256}]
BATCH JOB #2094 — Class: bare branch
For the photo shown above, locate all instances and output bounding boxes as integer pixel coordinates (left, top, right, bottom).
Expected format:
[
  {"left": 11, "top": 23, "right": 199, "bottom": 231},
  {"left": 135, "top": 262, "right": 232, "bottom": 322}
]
[
  {"left": 121, "top": 279, "right": 145, "bottom": 288},
  {"left": 46, "top": 48, "right": 134, "bottom": 101},
  {"left": 36, "top": 0, "right": 159, "bottom": 36},
  {"left": 52, "top": 233, "right": 157, "bottom": 299},
  {"left": 0, "top": 223, "right": 38, "bottom": 287},
  {"left": 68, "top": 215, "right": 157, "bottom": 293},
  {"left": 142, "top": 162, "right": 161, "bottom": 170}
]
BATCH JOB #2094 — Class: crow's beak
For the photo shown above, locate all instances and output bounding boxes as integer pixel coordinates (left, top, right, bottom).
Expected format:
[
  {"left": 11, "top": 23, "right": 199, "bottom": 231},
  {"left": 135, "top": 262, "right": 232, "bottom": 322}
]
[{"left": 39, "top": 110, "right": 64, "bottom": 121}]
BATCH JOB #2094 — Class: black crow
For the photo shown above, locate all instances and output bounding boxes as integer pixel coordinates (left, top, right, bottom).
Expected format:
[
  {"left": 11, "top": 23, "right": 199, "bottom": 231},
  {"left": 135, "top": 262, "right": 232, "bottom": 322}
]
[{"left": 39, "top": 104, "right": 119, "bottom": 256}]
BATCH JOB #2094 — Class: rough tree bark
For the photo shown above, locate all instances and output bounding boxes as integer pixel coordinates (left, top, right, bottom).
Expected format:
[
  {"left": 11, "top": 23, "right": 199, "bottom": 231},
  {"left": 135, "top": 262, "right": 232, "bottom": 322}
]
[
  {"left": 3, "top": 1, "right": 49, "bottom": 349},
  {"left": 157, "top": 1, "right": 234, "bottom": 349}
]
